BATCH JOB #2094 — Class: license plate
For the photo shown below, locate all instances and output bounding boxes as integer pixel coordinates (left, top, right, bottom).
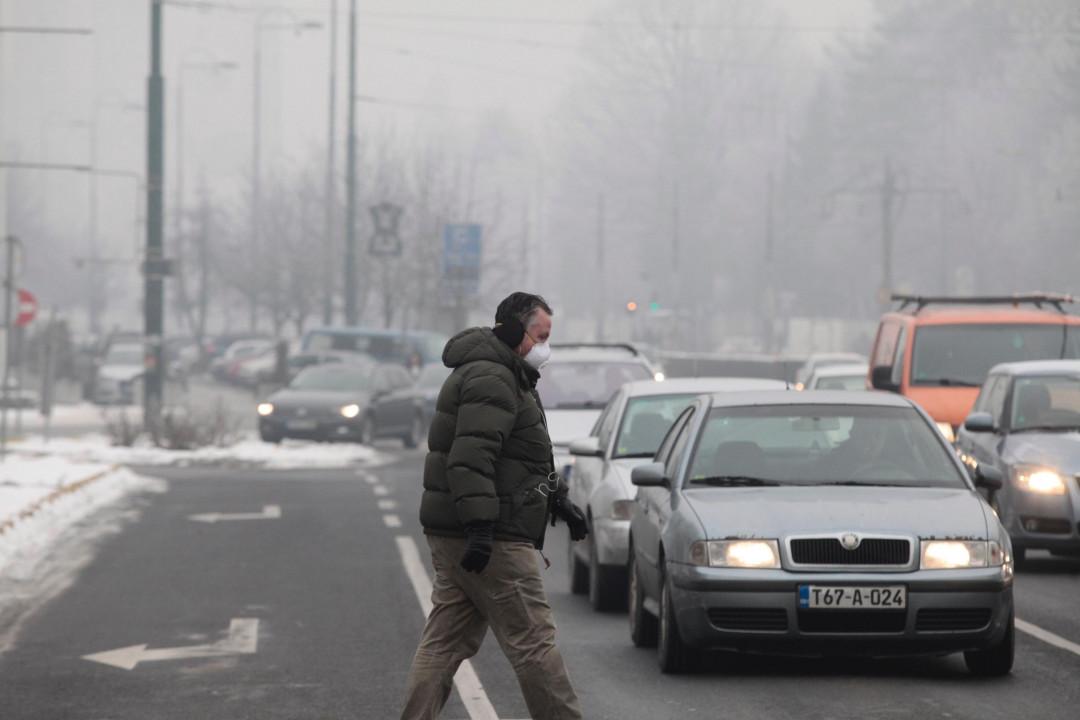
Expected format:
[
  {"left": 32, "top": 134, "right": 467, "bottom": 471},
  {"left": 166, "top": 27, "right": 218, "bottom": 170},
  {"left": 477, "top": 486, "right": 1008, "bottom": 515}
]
[
  {"left": 799, "top": 585, "right": 906, "bottom": 609},
  {"left": 286, "top": 419, "right": 318, "bottom": 431}
]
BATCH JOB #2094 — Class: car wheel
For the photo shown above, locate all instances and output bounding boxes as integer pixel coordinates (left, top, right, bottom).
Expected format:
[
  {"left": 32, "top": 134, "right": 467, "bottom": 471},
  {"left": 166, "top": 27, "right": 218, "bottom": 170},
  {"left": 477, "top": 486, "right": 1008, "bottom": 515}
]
[
  {"left": 589, "top": 529, "right": 627, "bottom": 612},
  {"left": 569, "top": 540, "right": 588, "bottom": 595},
  {"left": 964, "top": 609, "right": 1014, "bottom": 677},
  {"left": 402, "top": 413, "right": 424, "bottom": 449},
  {"left": 359, "top": 415, "right": 375, "bottom": 445},
  {"left": 658, "top": 568, "right": 698, "bottom": 674},
  {"left": 1013, "top": 546, "right": 1026, "bottom": 568},
  {"left": 628, "top": 548, "right": 657, "bottom": 648}
]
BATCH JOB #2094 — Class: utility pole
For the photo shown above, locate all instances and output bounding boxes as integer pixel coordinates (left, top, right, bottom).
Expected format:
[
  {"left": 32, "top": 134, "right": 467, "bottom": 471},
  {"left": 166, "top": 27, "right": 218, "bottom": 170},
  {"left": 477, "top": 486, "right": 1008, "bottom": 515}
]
[
  {"left": 880, "top": 158, "right": 896, "bottom": 305},
  {"left": 323, "top": 0, "right": 338, "bottom": 326},
  {"left": 596, "top": 192, "right": 605, "bottom": 342},
  {"left": 764, "top": 171, "right": 776, "bottom": 352},
  {"left": 343, "top": 0, "right": 358, "bottom": 326},
  {"left": 144, "top": 0, "right": 166, "bottom": 432},
  {"left": 250, "top": 21, "right": 263, "bottom": 330},
  {"left": 0, "top": 235, "right": 16, "bottom": 459}
]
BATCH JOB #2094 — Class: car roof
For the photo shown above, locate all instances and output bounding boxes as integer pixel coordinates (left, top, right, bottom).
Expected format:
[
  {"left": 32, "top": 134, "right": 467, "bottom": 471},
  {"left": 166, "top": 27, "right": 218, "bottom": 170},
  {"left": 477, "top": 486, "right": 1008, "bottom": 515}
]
[
  {"left": 548, "top": 349, "right": 652, "bottom": 364},
  {"left": 804, "top": 352, "right": 866, "bottom": 363},
  {"left": 706, "top": 389, "right": 913, "bottom": 408},
  {"left": 811, "top": 363, "right": 869, "bottom": 378},
  {"left": 623, "top": 377, "right": 787, "bottom": 397},
  {"left": 988, "top": 359, "right": 1080, "bottom": 377},
  {"left": 883, "top": 307, "right": 1080, "bottom": 326}
]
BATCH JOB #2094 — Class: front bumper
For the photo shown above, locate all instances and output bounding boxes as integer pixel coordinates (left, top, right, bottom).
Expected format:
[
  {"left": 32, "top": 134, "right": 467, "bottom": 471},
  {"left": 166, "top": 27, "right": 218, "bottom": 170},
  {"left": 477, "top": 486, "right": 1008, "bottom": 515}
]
[
  {"left": 667, "top": 563, "right": 1013, "bottom": 657},
  {"left": 259, "top": 415, "right": 362, "bottom": 441},
  {"left": 1002, "top": 478, "right": 1080, "bottom": 552}
]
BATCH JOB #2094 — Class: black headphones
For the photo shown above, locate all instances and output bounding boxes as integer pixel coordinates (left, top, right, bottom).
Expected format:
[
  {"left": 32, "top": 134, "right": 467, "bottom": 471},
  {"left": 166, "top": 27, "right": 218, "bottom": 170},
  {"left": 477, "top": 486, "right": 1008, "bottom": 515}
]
[{"left": 492, "top": 317, "right": 525, "bottom": 348}]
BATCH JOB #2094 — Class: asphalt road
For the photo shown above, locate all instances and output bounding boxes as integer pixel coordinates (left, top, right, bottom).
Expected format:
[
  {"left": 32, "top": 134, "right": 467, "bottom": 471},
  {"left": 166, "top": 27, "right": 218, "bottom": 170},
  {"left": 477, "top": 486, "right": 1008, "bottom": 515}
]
[{"left": 1, "top": 446, "right": 1079, "bottom": 719}]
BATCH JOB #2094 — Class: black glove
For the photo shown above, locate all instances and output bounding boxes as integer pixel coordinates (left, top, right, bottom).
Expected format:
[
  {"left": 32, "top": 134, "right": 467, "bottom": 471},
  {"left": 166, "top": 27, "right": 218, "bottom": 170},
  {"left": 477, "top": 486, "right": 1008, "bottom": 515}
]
[
  {"left": 460, "top": 521, "right": 495, "bottom": 573},
  {"left": 551, "top": 494, "right": 588, "bottom": 542}
]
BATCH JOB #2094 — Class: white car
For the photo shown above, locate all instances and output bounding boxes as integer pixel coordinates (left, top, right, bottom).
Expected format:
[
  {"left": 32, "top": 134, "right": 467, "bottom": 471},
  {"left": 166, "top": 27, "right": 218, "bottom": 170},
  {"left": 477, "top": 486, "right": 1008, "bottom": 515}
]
[
  {"left": 794, "top": 352, "right": 868, "bottom": 390},
  {"left": 211, "top": 339, "right": 275, "bottom": 383},
  {"left": 565, "top": 376, "right": 787, "bottom": 611},
  {"left": 93, "top": 343, "right": 145, "bottom": 405},
  {"left": 805, "top": 363, "right": 869, "bottom": 391},
  {"left": 538, "top": 344, "right": 658, "bottom": 477}
]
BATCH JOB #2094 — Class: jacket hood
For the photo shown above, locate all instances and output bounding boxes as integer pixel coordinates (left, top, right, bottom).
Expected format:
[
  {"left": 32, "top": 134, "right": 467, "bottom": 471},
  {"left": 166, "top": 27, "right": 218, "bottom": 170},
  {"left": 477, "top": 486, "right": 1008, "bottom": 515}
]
[{"left": 442, "top": 327, "right": 537, "bottom": 388}]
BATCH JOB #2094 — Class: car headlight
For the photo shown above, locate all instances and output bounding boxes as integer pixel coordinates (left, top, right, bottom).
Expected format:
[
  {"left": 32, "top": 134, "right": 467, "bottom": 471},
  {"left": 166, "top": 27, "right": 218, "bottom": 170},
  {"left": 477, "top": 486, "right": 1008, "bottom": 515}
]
[
  {"left": 921, "top": 540, "right": 1006, "bottom": 569},
  {"left": 689, "top": 539, "right": 780, "bottom": 569},
  {"left": 256, "top": 402, "right": 274, "bottom": 416},
  {"left": 340, "top": 403, "right": 361, "bottom": 419},
  {"left": 654, "top": 371, "right": 665, "bottom": 382},
  {"left": 1013, "top": 466, "right": 1066, "bottom": 495},
  {"left": 935, "top": 422, "right": 956, "bottom": 444}
]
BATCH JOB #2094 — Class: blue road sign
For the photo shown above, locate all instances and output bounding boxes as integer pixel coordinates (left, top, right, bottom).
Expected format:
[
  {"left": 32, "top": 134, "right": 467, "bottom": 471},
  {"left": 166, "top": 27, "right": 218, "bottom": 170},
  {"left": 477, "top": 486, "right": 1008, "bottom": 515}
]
[{"left": 442, "top": 224, "right": 482, "bottom": 297}]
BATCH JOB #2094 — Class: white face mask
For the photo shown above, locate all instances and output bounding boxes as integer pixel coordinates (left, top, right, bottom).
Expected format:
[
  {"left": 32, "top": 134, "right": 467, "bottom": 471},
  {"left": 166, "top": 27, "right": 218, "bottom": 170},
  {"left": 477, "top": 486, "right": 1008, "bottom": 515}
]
[{"left": 523, "top": 341, "right": 551, "bottom": 369}]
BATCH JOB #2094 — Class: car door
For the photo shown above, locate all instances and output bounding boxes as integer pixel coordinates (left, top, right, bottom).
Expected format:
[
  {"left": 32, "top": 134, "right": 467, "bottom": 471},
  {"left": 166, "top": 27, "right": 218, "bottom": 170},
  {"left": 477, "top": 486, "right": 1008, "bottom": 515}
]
[
  {"left": 633, "top": 405, "right": 696, "bottom": 598},
  {"left": 571, "top": 391, "right": 622, "bottom": 513}
]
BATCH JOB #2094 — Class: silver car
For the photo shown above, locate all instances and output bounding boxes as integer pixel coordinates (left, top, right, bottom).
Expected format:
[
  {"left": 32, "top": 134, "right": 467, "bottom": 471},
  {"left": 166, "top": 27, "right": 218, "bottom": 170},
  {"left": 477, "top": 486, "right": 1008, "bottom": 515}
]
[
  {"left": 957, "top": 360, "right": 1080, "bottom": 563},
  {"left": 628, "top": 391, "right": 1014, "bottom": 675},
  {"left": 566, "top": 377, "right": 786, "bottom": 611}
]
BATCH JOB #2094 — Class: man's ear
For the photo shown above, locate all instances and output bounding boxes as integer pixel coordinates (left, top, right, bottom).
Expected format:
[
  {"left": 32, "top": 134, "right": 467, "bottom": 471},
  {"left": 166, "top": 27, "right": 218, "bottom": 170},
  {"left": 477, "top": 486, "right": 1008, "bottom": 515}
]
[{"left": 493, "top": 317, "right": 525, "bottom": 348}]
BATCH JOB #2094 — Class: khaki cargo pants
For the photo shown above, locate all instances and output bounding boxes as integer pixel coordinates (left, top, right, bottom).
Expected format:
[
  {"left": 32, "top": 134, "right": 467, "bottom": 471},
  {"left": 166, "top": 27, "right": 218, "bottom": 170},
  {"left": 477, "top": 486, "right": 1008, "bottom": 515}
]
[{"left": 400, "top": 535, "right": 583, "bottom": 720}]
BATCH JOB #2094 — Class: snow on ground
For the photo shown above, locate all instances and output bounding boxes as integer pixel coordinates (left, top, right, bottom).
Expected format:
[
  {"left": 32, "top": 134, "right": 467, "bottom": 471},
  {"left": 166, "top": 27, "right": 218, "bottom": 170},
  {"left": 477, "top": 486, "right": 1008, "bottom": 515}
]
[
  {"left": 2, "top": 404, "right": 108, "bottom": 432},
  {"left": 0, "top": 457, "right": 166, "bottom": 576},
  {"left": 11, "top": 433, "right": 390, "bottom": 470}
]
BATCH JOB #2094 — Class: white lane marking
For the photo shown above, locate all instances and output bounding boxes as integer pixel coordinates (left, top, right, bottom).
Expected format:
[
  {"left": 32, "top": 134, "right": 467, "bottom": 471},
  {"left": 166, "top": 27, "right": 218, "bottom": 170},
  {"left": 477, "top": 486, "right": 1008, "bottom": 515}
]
[
  {"left": 377, "top": 499, "right": 398, "bottom": 511},
  {"left": 396, "top": 536, "right": 499, "bottom": 720},
  {"left": 1018, "top": 618, "right": 1080, "bottom": 658},
  {"left": 362, "top": 474, "right": 378, "bottom": 485},
  {"left": 188, "top": 505, "right": 281, "bottom": 523},
  {"left": 383, "top": 514, "right": 402, "bottom": 528},
  {"left": 373, "top": 486, "right": 389, "bottom": 497},
  {"left": 83, "top": 618, "right": 259, "bottom": 671}
]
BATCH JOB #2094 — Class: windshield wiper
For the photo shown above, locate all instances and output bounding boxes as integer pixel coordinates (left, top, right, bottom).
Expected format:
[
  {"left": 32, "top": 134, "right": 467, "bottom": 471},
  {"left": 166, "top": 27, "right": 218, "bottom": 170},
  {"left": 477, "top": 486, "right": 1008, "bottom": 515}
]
[
  {"left": 919, "top": 378, "right": 981, "bottom": 387},
  {"left": 817, "top": 480, "right": 912, "bottom": 487},
  {"left": 614, "top": 452, "right": 656, "bottom": 459},
  {"left": 554, "top": 401, "right": 606, "bottom": 409},
  {"left": 689, "top": 475, "right": 782, "bottom": 487}
]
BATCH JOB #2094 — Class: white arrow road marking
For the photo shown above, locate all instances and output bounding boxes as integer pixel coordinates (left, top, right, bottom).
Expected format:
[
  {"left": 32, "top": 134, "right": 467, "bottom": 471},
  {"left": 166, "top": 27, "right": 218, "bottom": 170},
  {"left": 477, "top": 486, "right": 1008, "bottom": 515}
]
[
  {"left": 188, "top": 505, "right": 282, "bottom": 523},
  {"left": 83, "top": 618, "right": 259, "bottom": 671},
  {"left": 396, "top": 536, "right": 499, "bottom": 720},
  {"left": 1017, "top": 618, "right": 1080, "bottom": 658}
]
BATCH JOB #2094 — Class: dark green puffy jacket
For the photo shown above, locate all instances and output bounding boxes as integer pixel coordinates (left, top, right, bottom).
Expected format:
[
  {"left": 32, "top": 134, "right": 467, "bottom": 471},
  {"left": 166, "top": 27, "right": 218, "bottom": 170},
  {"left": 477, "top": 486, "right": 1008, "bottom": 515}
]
[{"left": 420, "top": 327, "right": 554, "bottom": 545}]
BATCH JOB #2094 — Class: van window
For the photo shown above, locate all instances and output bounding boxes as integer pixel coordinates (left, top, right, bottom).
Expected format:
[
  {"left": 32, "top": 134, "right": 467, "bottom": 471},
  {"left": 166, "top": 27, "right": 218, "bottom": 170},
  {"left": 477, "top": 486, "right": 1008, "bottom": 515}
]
[
  {"left": 911, "top": 324, "right": 1080, "bottom": 387},
  {"left": 872, "top": 321, "right": 901, "bottom": 369}
]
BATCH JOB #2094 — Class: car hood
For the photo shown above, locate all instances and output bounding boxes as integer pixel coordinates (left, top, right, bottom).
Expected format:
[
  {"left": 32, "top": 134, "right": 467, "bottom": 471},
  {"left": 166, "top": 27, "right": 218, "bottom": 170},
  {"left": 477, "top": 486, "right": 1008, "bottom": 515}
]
[
  {"left": 546, "top": 409, "right": 602, "bottom": 447},
  {"left": 268, "top": 389, "right": 371, "bottom": 410},
  {"left": 1005, "top": 432, "right": 1080, "bottom": 475},
  {"left": 682, "top": 485, "right": 989, "bottom": 540},
  {"left": 99, "top": 364, "right": 144, "bottom": 382}
]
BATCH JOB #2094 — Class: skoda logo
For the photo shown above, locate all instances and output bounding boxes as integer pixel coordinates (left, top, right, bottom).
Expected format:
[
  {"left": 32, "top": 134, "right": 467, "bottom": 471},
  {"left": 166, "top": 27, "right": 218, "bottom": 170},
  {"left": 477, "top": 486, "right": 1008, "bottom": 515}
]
[{"left": 840, "top": 533, "right": 861, "bottom": 550}]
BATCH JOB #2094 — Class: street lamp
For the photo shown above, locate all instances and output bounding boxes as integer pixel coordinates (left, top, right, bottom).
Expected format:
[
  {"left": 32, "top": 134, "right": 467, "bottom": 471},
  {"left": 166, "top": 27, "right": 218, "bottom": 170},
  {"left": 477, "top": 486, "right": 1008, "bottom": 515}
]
[{"left": 251, "top": 12, "right": 323, "bottom": 330}]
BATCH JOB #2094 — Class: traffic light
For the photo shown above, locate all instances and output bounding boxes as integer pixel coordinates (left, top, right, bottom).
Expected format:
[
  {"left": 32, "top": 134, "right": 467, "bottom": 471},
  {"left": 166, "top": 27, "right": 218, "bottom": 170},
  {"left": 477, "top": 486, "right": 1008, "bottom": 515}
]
[
  {"left": 626, "top": 301, "right": 638, "bottom": 312},
  {"left": 648, "top": 301, "right": 661, "bottom": 312}
]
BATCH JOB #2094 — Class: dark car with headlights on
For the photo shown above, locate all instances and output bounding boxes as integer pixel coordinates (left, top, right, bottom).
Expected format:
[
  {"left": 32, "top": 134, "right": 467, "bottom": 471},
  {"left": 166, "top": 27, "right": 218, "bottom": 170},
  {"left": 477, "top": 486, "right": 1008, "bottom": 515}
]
[
  {"left": 367, "top": 363, "right": 449, "bottom": 448},
  {"left": 957, "top": 360, "right": 1080, "bottom": 564},
  {"left": 256, "top": 361, "right": 403, "bottom": 443},
  {"left": 627, "top": 391, "right": 1013, "bottom": 675}
]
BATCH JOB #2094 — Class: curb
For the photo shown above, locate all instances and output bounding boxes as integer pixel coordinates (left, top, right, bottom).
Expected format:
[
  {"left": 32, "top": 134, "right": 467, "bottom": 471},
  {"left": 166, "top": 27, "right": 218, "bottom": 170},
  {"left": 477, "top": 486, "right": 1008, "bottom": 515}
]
[{"left": 0, "top": 465, "right": 121, "bottom": 537}]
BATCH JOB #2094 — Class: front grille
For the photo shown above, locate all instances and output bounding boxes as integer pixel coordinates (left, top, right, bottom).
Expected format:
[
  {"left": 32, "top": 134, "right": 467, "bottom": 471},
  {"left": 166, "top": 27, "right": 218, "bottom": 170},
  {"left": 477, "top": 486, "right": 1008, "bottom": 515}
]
[
  {"left": 916, "top": 608, "right": 992, "bottom": 632},
  {"left": 790, "top": 538, "right": 910, "bottom": 566},
  {"left": 707, "top": 608, "right": 788, "bottom": 632},
  {"left": 797, "top": 610, "right": 906, "bottom": 634}
]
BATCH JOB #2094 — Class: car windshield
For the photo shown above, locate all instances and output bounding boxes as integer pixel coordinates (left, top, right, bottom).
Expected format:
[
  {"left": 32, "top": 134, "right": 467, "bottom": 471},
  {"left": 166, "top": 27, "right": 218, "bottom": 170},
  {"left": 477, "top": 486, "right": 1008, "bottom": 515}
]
[
  {"left": 911, "top": 324, "right": 1080, "bottom": 387},
  {"left": 1010, "top": 375, "right": 1080, "bottom": 431},
  {"left": 417, "top": 364, "right": 450, "bottom": 389},
  {"left": 613, "top": 394, "right": 698, "bottom": 458},
  {"left": 536, "top": 361, "right": 652, "bottom": 409},
  {"left": 105, "top": 347, "right": 143, "bottom": 365},
  {"left": 686, "top": 404, "right": 968, "bottom": 489},
  {"left": 814, "top": 374, "right": 866, "bottom": 391},
  {"left": 291, "top": 366, "right": 371, "bottom": 392}
]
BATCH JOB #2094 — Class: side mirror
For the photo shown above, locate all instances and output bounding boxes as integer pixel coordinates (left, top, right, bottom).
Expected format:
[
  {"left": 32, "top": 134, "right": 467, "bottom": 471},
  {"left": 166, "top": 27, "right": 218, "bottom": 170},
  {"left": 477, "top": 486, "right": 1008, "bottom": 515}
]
[
  {"left": 974, "top": 464, "right": 1004, "bottom": 491},
  {"left": 568, "top": 436, "right": 602, "bottom": 457},
  {"left": 870, "top": 366, "right": 899, "bottom": 393},
  {"left": 963, "top": 412, "right": 995, "bottom": 433},
  {"left": 631, "top": 462, "right": 669, "bottom": 487}
]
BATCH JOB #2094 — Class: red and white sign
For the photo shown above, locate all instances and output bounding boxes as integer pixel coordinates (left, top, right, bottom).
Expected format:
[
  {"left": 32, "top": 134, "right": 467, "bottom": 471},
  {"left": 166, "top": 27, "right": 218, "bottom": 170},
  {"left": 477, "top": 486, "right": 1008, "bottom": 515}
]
[{"left": 15, "top": 289, "right": 37, "bottom": 327}]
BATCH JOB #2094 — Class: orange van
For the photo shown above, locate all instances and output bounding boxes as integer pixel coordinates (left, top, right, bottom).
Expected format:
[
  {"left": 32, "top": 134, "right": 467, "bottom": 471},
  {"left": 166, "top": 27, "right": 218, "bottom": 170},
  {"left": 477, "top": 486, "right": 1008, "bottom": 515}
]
[{"left": 867, "top": 294, "right": 1080, "bottom": 440}]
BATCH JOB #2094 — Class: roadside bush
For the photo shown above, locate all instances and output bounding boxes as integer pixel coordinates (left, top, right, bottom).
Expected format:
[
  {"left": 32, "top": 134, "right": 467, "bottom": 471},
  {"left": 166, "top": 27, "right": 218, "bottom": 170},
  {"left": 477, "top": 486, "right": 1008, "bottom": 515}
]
[
  {"left": 103, "top": 410, "right": 143, "bottom": 447},
  {"left": 156, "top": 399, "right": 244, "bottom": 450}
]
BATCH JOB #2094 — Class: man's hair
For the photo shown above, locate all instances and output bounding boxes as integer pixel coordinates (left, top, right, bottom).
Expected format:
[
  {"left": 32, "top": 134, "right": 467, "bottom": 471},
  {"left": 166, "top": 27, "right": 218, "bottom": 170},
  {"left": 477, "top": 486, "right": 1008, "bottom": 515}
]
[{"left": 495, "top": 292, "right": 553, "bottom": 330}]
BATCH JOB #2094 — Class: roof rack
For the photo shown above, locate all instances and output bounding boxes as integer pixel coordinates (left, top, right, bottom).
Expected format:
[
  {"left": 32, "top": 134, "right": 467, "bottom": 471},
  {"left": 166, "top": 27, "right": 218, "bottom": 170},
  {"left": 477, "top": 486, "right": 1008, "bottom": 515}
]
[
  {"left": 892, "top": 292, "right": 1078, "bottom": 314},
  {"left": 550, "top": 342, "right": 640, "bottom": 356}
]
